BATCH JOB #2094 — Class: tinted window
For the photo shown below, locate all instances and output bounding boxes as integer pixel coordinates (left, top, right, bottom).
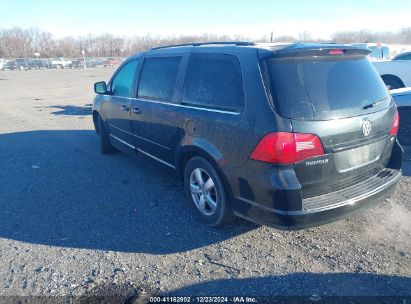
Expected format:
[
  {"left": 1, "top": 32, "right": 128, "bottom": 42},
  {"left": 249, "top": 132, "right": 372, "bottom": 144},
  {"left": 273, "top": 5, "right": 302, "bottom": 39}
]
[
  {"left": 264, "top": 57, "right": 391, "bottom": 120},
  {"left": 182, "top": 54, "right": 244, "bottom": 111},
  {"left": 111, "top": 59, "right": 139, "bottom": 97},
  {"left": 137, "top": 57, "right": 181, "bottom": 102},
  {"left": 395, "top": 53, "right": 411, "bottom": 60}
]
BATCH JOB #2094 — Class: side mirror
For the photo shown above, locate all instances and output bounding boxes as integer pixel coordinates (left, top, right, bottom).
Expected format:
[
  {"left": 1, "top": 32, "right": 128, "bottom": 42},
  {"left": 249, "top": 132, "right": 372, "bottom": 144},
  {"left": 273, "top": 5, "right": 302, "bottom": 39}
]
[{"left": 94, "top": 81, "right": 108, "bottom": 94}]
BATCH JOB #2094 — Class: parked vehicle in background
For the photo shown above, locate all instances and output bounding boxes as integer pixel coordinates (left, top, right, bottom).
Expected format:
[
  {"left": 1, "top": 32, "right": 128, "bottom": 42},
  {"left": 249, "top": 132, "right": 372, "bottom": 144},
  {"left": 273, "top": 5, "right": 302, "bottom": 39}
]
[
  {"left": 103, "top": 57, "right": 121, "bottom": 67},
  {"left": 40, "top": 58, "right": 52, "bottom": 69},
  {"left": 51, "top": 58, "right": 72, "bottom": 69},
  {"left": 94, "top": 58, "right": 104, "bottom": 66},
  {"left": 367, "top": 43, "right": 390, "bottom": 60},
  {"left": 92, "top": 42, "right": 402, "bottom": 229},
  {"left": 353, "top": 43, "right": 390, "bottom": 60},
  {"left": 85, "top": 58, "right": 97, "bottom": 68},
  {"left": 14, "top": 58, "right": 29, "bottom": 70},
  {"left": 393, "top": 52, "right": 411, "bottom": 61},
  {"left": 391, "top": 88, "right": 411, "bottom": 145},
  {"left": 27, "top": 59, "right": 42, "bottom": 69},
  {"left": 71, "top": 59, "right": 82, "bottom": 68},
  {"left": 2, "top": 60, "right": 17, "bottom": 70},
  {"left": 372, "top": 60, "right": 411, "bottom": 89},
  {"left": 12, "top": 58, "right": 51, "bottom": 70},
  {"left": 352, "top": 43, "right": 411, "bottom": 89},
  {"left": 0, "top": 59, "right": 4, "bottom": 70},
  {"left": 28, "top": 59, "right": 47, "bottom": 69},
  {"left": 71, "top": 58, "right": 98, "bottom": 68}
]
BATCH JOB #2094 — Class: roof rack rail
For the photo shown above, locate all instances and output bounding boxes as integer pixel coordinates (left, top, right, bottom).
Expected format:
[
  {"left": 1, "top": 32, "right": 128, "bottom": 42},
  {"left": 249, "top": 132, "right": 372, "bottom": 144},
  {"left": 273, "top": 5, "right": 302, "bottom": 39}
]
[
  {"left": 150, "top": 41, "right": 255, "bottom": 51},
  {"left": 293, "top": 41, "right": 337, "bottom": 44}
]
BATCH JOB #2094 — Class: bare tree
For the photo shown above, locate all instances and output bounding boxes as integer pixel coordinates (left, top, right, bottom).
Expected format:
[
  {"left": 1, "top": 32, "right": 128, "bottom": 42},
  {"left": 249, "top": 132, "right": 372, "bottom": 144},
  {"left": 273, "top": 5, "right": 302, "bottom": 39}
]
[
  {"left": 298, "top": 31, "right": 312, "bottom": 42},
  {"left": 2, "top": 26, "right": 411, "bottom": 59},
  {"left": 332, "top": 27, "right": 411, "bottom": 44},
  {"left": 274, "top": 35, "right": 297, "bottom": 43},
  {"left": 0, "top": 27, "right": 32, "bottom": 57},
  {"left": 38, "top": 31, "right": 56, "bottom": 57},
  {"left": 57, "top": 36, "right": 78, "bottom": 57}
]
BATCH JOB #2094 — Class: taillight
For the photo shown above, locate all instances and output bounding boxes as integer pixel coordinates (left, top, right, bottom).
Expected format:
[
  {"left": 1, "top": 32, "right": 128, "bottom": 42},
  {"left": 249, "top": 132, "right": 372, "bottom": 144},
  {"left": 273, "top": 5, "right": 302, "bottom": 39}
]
[
  {"left": 389, "top": 111, "right": 400, "bottom": 136},
  {"left": 250, "top": 132, "right": 295, "bottom": 164},
  {"left": 329, "top": 49, "right": 344, "bottom": 55},
  {"left": 250, "top": 132, "right": 324, "bottom": 164},
  {"left": 293, "top": 133, "right": 325, "bottom": 162}
]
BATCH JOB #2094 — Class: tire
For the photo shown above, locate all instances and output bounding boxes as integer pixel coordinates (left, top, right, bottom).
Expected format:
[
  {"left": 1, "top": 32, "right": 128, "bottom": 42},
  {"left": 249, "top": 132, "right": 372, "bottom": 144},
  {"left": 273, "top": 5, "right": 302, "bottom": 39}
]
[
  {"left": 383, "top": 76, "right": 404, "bottom": 90},
  {"left": 98, "top": 116, "right": 116, "bottom": 154},
  {"left": 184, "top": 157, "right": 235, "bottom": 227}
]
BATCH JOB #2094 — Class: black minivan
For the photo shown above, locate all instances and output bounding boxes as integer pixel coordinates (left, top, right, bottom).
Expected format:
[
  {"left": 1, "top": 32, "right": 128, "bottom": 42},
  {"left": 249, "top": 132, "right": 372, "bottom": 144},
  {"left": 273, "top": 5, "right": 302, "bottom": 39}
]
[{"left": 92, "top": 42, "right": 403, "bottom": 229}]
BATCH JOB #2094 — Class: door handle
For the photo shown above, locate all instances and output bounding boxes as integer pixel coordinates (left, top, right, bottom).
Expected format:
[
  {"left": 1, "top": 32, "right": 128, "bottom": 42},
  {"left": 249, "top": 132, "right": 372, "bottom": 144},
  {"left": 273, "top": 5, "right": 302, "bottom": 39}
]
[
  {"left": 121, "top": 105, "right": 129, "bottom": 112},
  {"left": 132, "top": 107, "right": 141, "bottom": 114}
]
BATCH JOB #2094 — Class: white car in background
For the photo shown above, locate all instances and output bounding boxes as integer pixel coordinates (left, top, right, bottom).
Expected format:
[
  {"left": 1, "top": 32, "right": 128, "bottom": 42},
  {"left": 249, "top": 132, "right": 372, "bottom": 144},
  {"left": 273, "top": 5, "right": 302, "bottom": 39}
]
[
  {"left": 51, "top": 58, "right": 72, "bottom": 69},
  {"left": 373, "top": 59, "right": 411, "bottom": 89},
  {"left": 354, "top": 43, "right": 411, "bottom": 89},
  {"left": 391, "top": 88, "right": 411, "bottom": 145}
]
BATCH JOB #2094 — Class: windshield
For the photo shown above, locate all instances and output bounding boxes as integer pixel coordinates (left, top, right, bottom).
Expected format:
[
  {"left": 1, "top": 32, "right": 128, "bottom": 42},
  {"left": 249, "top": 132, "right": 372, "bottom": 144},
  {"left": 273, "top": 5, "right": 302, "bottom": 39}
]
[{"left": 263, "top": 56, "right": 391, "bottom": 120}]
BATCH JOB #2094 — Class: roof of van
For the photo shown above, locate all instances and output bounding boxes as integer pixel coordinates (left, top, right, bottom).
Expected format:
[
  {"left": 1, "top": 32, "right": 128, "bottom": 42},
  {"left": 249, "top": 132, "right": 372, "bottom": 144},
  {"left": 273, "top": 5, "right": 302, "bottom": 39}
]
[{"left": 128, "top": 41, "right": 369, "bottom": 59}]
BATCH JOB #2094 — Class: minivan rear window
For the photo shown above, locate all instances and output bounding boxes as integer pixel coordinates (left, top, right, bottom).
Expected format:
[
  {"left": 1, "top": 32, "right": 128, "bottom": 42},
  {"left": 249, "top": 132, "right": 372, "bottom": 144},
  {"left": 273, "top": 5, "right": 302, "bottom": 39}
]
[{"left": 263, "top": 57, "right": 391, "bottom": 120}]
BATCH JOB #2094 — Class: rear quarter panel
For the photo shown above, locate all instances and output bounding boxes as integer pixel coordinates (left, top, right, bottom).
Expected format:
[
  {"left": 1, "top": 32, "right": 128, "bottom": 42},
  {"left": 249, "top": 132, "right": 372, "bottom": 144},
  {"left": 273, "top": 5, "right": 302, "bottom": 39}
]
[{"left": 175, "top": 49, "right": 292, "bottom": 171}]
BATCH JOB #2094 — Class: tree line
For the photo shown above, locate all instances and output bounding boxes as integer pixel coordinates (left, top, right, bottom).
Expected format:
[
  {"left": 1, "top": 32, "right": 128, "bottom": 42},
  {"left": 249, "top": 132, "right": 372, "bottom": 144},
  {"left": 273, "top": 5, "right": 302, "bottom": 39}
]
[{"left": 1, "top": 26, "right": 411, "bottom": 59}]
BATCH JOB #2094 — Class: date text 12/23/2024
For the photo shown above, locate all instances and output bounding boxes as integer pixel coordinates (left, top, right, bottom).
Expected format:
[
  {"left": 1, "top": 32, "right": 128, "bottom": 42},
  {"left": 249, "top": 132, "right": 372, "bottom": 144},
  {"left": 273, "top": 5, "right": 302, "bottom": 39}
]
[{"left": 149, "top": 297, "right": 257, "bottom": 303}]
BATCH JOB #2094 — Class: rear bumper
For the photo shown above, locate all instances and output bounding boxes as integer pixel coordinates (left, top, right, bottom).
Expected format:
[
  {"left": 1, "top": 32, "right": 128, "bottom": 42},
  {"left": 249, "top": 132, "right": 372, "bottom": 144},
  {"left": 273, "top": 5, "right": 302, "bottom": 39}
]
[{"left": 233, "top": 168, "right": 401, "bottom": 229}]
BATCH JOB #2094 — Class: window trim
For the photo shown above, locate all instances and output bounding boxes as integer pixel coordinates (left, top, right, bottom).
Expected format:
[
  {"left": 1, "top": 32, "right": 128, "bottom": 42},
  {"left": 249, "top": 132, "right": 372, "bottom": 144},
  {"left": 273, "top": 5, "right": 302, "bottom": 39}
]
[
  {"left": 135, "top": 97, "right": 241, "bottom": 115},
  {"left": 180, "top": 53, "right": 245, "bottom": 113}
]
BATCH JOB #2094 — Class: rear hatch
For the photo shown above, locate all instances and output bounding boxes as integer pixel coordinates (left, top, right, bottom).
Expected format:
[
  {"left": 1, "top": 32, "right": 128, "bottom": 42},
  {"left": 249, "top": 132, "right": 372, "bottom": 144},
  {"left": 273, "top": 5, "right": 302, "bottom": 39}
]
[{"left": 261, "top": 45, "right": 397, "bottom": 199}]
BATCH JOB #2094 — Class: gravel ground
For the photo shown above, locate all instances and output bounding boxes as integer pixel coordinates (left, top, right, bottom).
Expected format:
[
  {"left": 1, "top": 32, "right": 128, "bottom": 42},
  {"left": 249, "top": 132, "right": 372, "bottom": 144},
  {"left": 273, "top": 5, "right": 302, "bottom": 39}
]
[{"left": 0, "top": 69, "right": 410, "bottom": 300}]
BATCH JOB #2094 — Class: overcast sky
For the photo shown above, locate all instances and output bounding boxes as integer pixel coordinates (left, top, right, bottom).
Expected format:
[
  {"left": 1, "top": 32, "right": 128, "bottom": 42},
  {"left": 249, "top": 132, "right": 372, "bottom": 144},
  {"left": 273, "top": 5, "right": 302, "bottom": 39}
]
[{"left": 1, "top": 0, "right": 410, "bottom": 39}]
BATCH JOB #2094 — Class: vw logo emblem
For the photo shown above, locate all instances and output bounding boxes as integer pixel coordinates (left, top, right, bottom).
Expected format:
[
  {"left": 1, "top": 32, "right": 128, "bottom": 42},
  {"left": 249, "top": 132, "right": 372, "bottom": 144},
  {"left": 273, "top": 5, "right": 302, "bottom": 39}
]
[{"left": 362, "top": 119, "right": 372, "bottom": 136}]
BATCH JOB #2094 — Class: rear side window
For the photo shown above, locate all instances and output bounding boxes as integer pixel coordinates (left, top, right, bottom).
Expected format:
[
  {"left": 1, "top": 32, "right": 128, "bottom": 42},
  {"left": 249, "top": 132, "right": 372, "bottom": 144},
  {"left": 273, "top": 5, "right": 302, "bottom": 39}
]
[
  {"left": 182, "top": 53, "right": 244, "bottom": 112},
  {"left": 263, "top": 57, "right": 391, "bottom": 120},
  {"left": 111, "top": 59, "right": 139, "bottom": 97},
  {"left": 137, "top": 57, "right": 181, "bottom": 102}
]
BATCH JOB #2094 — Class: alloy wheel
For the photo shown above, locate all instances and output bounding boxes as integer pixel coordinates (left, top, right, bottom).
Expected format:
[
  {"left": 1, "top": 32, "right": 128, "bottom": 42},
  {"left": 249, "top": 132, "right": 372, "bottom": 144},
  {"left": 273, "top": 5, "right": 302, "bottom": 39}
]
[{"left": 189, "top": 168, "right": 218, "bottom": 216}]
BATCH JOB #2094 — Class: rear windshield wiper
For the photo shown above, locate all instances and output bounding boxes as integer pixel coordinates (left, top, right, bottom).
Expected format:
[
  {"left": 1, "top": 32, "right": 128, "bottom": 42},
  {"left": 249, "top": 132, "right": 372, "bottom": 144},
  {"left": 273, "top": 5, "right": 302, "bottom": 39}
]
[{"left": 362, "top": 97, "right": 388, "bottom": 110}]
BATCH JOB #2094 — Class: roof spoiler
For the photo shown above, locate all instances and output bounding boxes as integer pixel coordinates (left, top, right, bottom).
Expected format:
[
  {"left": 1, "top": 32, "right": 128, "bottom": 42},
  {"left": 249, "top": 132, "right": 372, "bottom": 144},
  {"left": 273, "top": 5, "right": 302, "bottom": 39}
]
[{"left": 259, "top": 45, "right": 371, "bottom": 60}]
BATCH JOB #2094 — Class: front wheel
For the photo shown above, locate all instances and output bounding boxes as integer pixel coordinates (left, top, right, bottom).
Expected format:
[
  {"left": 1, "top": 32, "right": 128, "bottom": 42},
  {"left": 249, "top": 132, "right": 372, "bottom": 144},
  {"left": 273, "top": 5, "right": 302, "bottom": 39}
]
[
  {"left": 184, "top": 157, "right": 234, "bottom": 227},
  {"left": 98, "top": 116, "right": 116, "bottom": 154}
]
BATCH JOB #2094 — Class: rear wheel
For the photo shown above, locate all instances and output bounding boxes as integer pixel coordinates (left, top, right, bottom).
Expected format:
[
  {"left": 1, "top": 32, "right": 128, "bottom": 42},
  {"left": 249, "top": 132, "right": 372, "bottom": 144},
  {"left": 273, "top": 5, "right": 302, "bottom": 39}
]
[
  {"left": 184, "top": 157, "right": 234, "bottom": 227},
  {"left": 382, "top": 76, "right": 404, "bottom": 90},
  {"left": 98, "top": 116, "right": 116, "bottom": 154}
]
